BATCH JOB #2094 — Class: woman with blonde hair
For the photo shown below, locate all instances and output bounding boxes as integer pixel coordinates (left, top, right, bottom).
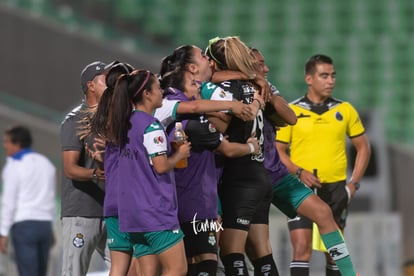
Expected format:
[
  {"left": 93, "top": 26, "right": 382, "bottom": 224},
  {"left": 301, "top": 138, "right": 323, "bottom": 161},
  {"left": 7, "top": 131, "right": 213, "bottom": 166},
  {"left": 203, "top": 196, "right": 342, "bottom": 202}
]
[{"left": 206, "top": 36, "right": 278, "bottom": 276}]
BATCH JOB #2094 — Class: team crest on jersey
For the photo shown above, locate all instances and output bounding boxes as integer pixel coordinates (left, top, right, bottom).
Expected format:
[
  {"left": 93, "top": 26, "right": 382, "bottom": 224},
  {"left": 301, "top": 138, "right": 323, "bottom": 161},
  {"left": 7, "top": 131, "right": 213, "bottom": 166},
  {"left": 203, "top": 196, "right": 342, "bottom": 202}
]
[
  {"left": 208, "top": 232, "right": 217, "bottom": 246},
  {"left": 153, "top": 136, "right": 164, "bottom": 144},
  {"left": 218, "top": 90, "right": 227, "bottom": 98},
  {"left": 241, "top": 84, "right": 255, "bottom": 96},
  {"left": 73, "top": 233, "right": 85, "bottom": 248},
  {"left": 208, "top": 123, "right": 217, "bottom": 133},
  {"left": 335, "top": 111, "right": 343, "bottom": 121}
]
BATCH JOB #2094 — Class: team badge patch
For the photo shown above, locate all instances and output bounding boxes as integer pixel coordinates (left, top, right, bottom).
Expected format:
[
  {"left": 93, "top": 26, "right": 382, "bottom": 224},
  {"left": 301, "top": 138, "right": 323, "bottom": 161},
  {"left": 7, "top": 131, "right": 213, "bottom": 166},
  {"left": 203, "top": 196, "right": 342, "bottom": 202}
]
[
  {"left": 153, "top": 136, "right": 164, "bottom": 144},
  {"left": 208, "top": 232, "right": 216, "bottom": 246},
  {"left": 218, "top": 90, "right": 227, "bottom": 98},
  {"left": 335, "top": 111, "right": 343, "bottom": 121},
  {"left": 208, "top": 123, "right": 217, "bottom": 133},
  {"left": 73, "top": 233, "right": 85, "bottom": 248}
]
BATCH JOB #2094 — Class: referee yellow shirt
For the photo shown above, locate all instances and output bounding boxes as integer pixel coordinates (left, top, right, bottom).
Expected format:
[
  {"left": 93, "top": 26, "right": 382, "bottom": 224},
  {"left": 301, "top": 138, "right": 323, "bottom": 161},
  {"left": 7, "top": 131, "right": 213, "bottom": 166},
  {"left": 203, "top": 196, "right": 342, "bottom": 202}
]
[{"left": 276, "top": 97, "right": 365, "bottom": 183}]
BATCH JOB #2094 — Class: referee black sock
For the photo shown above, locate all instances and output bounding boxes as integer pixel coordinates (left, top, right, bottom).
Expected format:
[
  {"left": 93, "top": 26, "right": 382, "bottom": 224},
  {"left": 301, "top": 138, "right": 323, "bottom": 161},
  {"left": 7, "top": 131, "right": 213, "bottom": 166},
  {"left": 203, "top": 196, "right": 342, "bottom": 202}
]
[
  {"left": 252, "top": 254, "right": 279, "bottom": 276},
  {"left": 196, "top": 260, "right": 218, "bottom": 276},
  {"left": 221, "top": 253, "right": 248, "bottom": 276},
  {"left": 326, "top": 263, "right": 341, "bottom": 276},
  {"left": 290, "top": 260, "right": 309, "bottom": 276}
]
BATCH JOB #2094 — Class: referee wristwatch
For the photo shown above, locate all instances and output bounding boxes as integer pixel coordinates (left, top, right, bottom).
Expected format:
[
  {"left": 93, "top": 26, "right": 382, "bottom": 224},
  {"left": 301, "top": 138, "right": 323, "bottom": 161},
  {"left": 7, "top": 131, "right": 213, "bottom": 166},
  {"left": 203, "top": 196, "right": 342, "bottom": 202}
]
[
  {"left": 295, "top": 168, "right": 303, "bottom": 178},
  {"left": 350, "top": 180, "right": 360, "bottom": 191}
]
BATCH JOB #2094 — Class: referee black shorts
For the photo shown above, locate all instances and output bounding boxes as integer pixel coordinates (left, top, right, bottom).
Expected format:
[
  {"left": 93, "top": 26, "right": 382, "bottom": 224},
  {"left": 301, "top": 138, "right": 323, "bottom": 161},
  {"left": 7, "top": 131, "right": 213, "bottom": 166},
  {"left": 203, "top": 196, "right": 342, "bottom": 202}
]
[{"left": 287, "top": 180, "right": 349, "bottom": 231}]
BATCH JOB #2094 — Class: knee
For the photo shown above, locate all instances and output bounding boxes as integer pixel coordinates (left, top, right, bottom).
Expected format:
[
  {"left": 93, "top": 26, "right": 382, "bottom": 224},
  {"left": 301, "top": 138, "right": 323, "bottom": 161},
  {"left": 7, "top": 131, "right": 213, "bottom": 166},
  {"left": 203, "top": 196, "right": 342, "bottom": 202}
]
[
  {"left": 314, "top": 204, "right": 336, "bottom": 231},
  {"left": 319, "top": 203, "right": 334, "bottom": 219},
  {"left": 291, "top": 237, "right": 312, "bottom": 261},
  {"left": 177, "top": 262, "right": 188, "bottom": 276},
  {"left": 174, "top": 263, "right": 188, "bottom": 276},
  {"left": 164, "top": 265, "right": 187, "bottom": 276},
  {"left": 175, "top": 264, "right": 188, "bottom": 276}
]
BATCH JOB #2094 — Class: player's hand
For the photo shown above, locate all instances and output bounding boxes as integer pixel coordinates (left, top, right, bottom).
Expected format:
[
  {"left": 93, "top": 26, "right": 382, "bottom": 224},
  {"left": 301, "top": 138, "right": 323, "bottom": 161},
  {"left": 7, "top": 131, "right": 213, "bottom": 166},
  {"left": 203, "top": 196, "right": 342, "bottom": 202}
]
[
  {"left": 345, "top": 182, "right": 357, "bottom": 201},
  {"left": 253, "top": 75, "right": 272, "bottom": 102},
  {"left": 95, "top": 167, "right": 105, "bottom": 180},
  {"left": 85, "top": 142, "right": 105, "bottom": 164},
  {"left": 94, "top": 137, "right": 106, "bottom": 149},
  {"left": 300, "top": 170, "right": 321, "bottom": 188},
  {"left": 253, "top": 89, "right": 265, "bottom": 108},
  {"left": 0, "top": 236, "right": 8, "bottom": 254},
  {"left": 231, "top": 101, "right": 255, "bottom": 121},
  {"left": 177, "top": 141, "right": 191, "bottom": 159}
]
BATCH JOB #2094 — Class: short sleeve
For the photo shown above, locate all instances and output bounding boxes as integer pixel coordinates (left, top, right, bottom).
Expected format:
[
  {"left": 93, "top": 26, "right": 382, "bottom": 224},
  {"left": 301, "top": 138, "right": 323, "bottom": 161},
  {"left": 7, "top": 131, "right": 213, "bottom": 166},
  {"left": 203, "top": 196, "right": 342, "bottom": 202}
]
[
  {"left": 276, "top": 125, "right": 292, "bottom": 143},
  {"left": 200, "top": 81, "right": 233, "bottom": 101},
  {"left": 143, "top": 121, "right": 168, "bottom": 158},
  {"left": 268, "top": 81, "right": 280, "bottom": 96},
  {"left": 154, "top": 99, "right": 180, "bottom": 128},
  {"left": 60, "top": 116, "right": 83, "bottom": 152},
  {"left": 345, "top": 103, "right": 365, "bottom": 138},
  {"left": 275, "top": 103, "right": 293, "bottom": 144}
]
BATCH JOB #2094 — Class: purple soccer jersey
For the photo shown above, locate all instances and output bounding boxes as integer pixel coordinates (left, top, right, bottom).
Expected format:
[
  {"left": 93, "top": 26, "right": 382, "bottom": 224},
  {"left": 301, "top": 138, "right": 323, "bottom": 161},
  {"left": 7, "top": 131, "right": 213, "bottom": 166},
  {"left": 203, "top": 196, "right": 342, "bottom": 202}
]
[
  {"left": 164, "top": 88, "right": 221, "bottom": 223},
  {"left": 263, "top": 118, "right": 289, "bottom": 185},
  {"left": 117, "top": 111, "right": 180, "bottom": 233}
]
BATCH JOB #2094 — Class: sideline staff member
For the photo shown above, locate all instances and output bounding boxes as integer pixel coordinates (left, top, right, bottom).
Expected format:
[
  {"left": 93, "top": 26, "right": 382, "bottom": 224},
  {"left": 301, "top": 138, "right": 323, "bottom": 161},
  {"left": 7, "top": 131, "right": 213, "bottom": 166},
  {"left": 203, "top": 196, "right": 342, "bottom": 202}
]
[
  {"left": 0, "top": 126, "right": 56, "bottom": 276},
  {"left": 60, "top": 61, "right": 110, "bottom": 276}
]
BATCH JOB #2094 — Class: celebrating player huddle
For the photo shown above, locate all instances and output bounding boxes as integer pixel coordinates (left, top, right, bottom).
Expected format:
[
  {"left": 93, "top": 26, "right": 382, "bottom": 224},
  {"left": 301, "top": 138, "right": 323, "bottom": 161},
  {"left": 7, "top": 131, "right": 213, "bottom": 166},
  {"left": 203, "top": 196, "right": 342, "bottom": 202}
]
[{"left": 58, "top": 36, "right": 370, "bottom": 276}]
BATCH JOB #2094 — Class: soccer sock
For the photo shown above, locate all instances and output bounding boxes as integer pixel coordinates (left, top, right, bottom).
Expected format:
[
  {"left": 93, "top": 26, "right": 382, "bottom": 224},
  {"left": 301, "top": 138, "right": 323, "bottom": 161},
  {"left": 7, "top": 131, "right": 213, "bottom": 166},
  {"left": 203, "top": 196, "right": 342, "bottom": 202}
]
[
  {"left": 221, "top": 253, "right": 248, "bottom": 276},
  {"left": 321, "top": 230, "right": 356, "bottom": 276},
  {"left": 196, "top": 260, "right": 218, "bottom": 276},
  {"left": 326, "top": 263, "right": 341, "bottom": 276},
  {"left": 290, "top": 261, "right": 309, "bottom": 276},
  {"left": 252, "top": 254, "right": 279, "bottom": 276},
  {"left": 187, "top": 263, "right": 197, "bottom": 276}
]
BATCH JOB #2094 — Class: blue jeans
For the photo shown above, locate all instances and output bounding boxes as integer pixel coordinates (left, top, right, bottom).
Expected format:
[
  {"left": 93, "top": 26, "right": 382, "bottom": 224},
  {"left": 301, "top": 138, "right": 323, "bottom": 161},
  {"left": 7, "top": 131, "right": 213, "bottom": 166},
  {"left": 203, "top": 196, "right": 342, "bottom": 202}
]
[{"left": 11, "top": 220, "right": 53, "bottom": 276}]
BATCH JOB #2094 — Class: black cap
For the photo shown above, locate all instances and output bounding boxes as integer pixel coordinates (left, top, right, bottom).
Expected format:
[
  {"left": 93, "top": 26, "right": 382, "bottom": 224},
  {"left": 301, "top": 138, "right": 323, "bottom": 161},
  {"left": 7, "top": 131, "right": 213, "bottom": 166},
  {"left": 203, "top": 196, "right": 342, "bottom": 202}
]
[{"left": 80, "top": 61, "right": 107, "bottom": 93}]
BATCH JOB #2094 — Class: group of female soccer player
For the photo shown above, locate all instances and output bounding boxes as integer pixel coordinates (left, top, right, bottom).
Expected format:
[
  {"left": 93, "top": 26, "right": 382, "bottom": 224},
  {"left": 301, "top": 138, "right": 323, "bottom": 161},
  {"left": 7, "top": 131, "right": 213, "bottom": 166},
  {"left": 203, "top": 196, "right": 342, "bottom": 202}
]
[{"left": 85, "top": 36, "right": 359, "bottom": 276}]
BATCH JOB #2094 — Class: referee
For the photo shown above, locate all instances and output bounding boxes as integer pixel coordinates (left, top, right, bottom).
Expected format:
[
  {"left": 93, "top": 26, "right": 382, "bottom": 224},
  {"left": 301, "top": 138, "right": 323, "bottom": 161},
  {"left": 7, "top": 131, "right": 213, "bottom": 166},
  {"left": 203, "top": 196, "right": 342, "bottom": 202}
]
[{"left": 276, "top": 54, "right": 370, "bottom": 276}]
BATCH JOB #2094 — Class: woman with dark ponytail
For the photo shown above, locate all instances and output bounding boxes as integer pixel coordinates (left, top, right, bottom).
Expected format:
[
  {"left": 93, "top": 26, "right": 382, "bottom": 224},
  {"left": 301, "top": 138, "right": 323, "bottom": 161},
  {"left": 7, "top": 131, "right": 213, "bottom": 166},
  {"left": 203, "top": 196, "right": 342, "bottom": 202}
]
[
  {"left": 107, "top": 70, "right": 190, "bottom": 276},
  {"left": 86, "top": 62, "right": 146, "bottom": 276}
]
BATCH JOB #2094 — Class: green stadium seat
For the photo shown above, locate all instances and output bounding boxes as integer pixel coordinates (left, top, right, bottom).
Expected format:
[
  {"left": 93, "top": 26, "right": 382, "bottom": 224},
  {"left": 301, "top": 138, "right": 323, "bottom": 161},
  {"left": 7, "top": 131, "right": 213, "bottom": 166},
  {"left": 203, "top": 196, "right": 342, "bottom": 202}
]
[{"left": 6, "top": 0, "right": 414, "bottom": 145}]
